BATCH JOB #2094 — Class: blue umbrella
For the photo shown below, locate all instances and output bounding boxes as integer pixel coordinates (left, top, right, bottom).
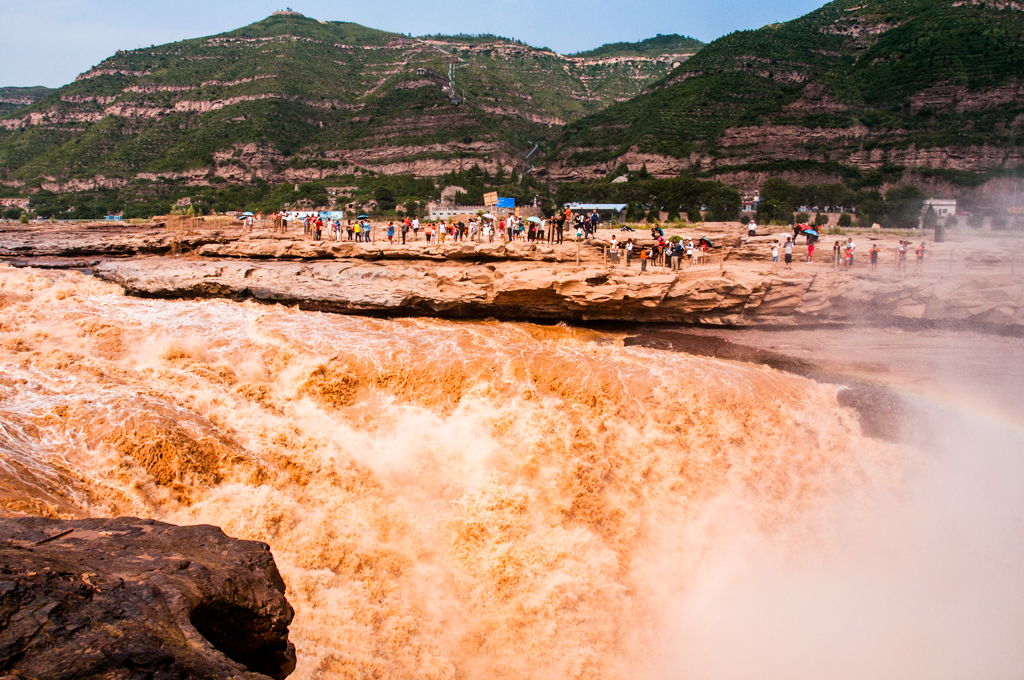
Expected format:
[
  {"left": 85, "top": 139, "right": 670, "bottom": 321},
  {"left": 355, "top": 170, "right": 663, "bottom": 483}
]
[
  {"left": 802, "top": 229, "right": 819, "bottom": 237},
  {"left": 358, "top": 214, "right": 370, "bottom": 219}
]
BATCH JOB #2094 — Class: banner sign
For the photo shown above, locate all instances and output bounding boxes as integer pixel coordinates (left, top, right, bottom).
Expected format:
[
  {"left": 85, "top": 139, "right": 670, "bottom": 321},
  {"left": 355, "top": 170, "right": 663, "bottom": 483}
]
[
  {"left": 496, "top": 197, "right": 515, "bottom": 208},
  {"left": 484, "top": 192, "right": 498, "bottom": 206}
]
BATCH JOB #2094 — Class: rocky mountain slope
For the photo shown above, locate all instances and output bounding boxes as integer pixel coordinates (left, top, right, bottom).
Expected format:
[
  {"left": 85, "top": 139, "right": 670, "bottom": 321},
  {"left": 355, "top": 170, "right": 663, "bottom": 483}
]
[
  {"left": 0, "top": 14, "right": 700, "bottom": 195},
  {"left": 547, "top": 0, "right": 1024, "bottom": 189},
  {"left": 0, "top": 87, "right": 53, "bottom": 115}
]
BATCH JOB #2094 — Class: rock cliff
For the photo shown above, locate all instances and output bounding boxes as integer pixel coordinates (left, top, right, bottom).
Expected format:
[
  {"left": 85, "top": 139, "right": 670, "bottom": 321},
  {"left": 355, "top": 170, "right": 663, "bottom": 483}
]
[
  {"left": 91, "top": 256, "right": 1024, "bottom": 330},
  {"left": 0, "top": 517, "right": 296, "bottom": 679}
]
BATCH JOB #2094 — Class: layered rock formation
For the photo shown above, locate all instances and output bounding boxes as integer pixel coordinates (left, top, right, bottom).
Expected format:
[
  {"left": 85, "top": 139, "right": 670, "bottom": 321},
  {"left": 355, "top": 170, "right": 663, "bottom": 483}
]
[
  {"left": 91, "top": 255, "right": 1024, "bottom": 330},
  {"left": 0, "top": 517, "right": 295, "bottom": 679},
  {"left": 0, "top": 221, "right": 233, "bottom": 261},
  {"left": 6, "top": 222, "right": 1023, "bottom": 331}
]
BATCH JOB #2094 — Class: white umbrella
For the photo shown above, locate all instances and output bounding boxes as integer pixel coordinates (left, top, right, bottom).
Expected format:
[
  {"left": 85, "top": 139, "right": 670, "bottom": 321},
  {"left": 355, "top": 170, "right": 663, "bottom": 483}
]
[{"left": 482, "top": 213, "right": 496, "bottom": 220}]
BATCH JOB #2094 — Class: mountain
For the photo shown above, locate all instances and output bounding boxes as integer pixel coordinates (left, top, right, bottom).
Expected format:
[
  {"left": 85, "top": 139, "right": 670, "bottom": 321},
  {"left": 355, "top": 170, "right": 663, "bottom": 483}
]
[
  {"left": 0, "top": 87, "right": 53, "bottom": 115},
  {"left": 546, "top": 0, "right": 1024, "bottom": 191},
  {"left": 570, "top": 34, "right": 706, "bottom": 59},
  {"left": 0, "top": 13, "right": 699, "bottom": 197}
]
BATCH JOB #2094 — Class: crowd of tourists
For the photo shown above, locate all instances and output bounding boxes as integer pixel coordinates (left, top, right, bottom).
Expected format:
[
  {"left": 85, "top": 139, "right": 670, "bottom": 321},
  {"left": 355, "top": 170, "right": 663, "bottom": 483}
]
[
  {"left": 277, "top": 207, "right": 617, "bottom": 246},
  {"left": 271, "top": 211, "right": 928, "bottom": 275}
]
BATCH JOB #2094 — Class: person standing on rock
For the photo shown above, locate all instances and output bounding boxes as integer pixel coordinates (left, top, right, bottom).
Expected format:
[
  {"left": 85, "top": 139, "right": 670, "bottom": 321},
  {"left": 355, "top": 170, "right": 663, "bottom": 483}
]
[
  {"left": 870, "top": 243, "right": 880, "bottom": 271},
  {"left": 556, "top": 215, "right": 565, "bottom": 244},
  {"left": 640, "top": 246, "right": 649, "bottom": 272},
  {"left": 412, "top": 216, "right": 420, "bottom": 241},
  {"left": 401, "top": 219, "right": 408, "bottom": 244},
  {"left": 916, "top": 241, "right": 926, "bottom": 269},
  {"left": 771, "top": 240, "right": 780, "bottom": 271},
  {"left": 626, "top": 239, "right": 634, "bottom": 267},
  {"left": 833, "top": 240, "right": 842, "bottom": 269},
  {"left": 387, "top": 222, "right": 395, "bottom": 245},
  {"left": 845, "top": 238, "right": 856, "bottom": 267},
  {"left": 806, "top": 233, "right": 816, "bottom": 263},
  {"left": 784, "top": 237, "right": 794, "bottom": 270}
]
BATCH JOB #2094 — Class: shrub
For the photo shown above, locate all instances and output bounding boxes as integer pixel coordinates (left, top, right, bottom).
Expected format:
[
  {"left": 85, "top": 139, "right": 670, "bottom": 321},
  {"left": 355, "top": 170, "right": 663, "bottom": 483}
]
[
  {"left": 814, "top": 212, "right": 829, "bottom": 226},
  {"left": 795, "top": 212, "right": 810, "bottom": 224},
  {"left": 837, "top": 213, "right": 853, "bottom": 228},
  {"left": 19, "top": 213, "right": 29, "bottom": 224},
  {"left": 740, "top": 215, "right": 751, "bottom": 225},
  {"left": 884, "top": 185, "right": 926, "bottom": 230}
]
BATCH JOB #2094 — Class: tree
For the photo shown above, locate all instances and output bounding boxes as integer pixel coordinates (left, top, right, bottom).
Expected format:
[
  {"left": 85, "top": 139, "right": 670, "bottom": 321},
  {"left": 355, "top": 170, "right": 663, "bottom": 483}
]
[
  {"left": 814, "top": 212, "right": 829, "bottom": 227},
  {"left": 856, "top": 191, "right": 886, "bottom": 227},
  {"left": 885, "top": 185, "right": 926, "bottom": 229},
  {"left": 795, "top": 212, "right": 810, "bottom": 224},
  {"left": 706, "top": 190, "right": 739, "bottom": 222},
  {"left": 665, "top": 203, "right": 680, "bottom": 222},
  {"left": 922, "top": 205, "right": 938, "bottom": 231},
  {"left": 761, "top": 176, "right": 800, "bottom": 207},
  {"left": 757, "top": 199, "right": 792, "bottom": 225},
  {"left": 837, "top": 213, "right": 853, "bottom": 228},
  {"left": 687, "top": 206, "right": 703, "bottom": 224}
]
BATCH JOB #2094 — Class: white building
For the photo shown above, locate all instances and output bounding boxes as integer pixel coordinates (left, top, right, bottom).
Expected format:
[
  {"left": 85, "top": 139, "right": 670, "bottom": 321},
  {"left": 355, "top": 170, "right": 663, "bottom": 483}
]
[{"left": 924, "top": 198, "right": 957, "bottom": 218}]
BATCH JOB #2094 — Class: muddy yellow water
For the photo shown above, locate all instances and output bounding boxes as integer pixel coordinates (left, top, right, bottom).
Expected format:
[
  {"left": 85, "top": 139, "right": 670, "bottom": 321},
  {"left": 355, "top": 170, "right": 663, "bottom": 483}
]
[{"left": 2, "top": 265, "right": 1020, "bottom": 680}]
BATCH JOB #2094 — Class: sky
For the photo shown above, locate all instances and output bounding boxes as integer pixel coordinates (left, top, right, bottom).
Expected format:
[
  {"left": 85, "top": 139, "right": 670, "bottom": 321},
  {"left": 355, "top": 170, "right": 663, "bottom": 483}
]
[{"left": 1, "top": 0, "right": 825, "bottom": 88}]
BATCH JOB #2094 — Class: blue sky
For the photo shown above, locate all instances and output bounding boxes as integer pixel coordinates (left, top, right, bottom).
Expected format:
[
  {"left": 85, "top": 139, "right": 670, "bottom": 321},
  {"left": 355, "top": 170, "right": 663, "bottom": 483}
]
[{"left": 2, "top": 0, "right": 825, "bottom": 87}]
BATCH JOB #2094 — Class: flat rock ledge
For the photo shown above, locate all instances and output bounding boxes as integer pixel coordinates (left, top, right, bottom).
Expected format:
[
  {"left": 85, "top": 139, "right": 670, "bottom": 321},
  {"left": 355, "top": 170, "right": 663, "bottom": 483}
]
[
  {"left": 94, "top": 257, "right": 1024, "bottom": 330},
  {"left": 0, "top": 517, "right": 296, "bottom": 680}
]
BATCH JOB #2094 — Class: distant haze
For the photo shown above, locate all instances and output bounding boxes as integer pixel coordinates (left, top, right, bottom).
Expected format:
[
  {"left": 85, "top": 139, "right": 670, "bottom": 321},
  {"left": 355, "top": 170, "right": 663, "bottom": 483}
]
[{"left": 4, "top": 0, "right": 823, "bottom": 87}]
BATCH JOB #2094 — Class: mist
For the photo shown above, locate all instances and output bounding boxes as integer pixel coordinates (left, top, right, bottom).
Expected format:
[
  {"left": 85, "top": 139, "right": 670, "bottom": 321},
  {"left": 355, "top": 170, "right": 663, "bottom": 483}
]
[{"left": 654, "top": 396, "right": 1024, "bottom": 680}]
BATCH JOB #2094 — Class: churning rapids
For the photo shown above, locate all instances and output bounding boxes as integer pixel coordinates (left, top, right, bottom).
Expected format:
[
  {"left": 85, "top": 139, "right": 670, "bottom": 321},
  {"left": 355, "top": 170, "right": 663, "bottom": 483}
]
[{"left": 1, "top": 265, "right": 1022, "bottom": 680}]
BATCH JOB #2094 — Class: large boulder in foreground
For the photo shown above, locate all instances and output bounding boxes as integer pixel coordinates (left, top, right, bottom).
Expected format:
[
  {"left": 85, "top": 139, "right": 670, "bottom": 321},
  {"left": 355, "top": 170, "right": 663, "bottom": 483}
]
[{"left": 0, "top": 517, "right": 295, "bottom": 679}]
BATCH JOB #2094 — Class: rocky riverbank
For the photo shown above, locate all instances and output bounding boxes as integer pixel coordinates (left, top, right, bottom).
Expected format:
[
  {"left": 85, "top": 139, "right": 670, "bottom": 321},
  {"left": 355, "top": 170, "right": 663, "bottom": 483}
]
[
  {"left": 4, "top": 221, "right": 1024, "bottom": 331},
  {"left": 90, "top": 255, "right": 1024, "bottom": 329},
  {"left": 0, "top": 517, "right": 295, "bottom": 679}
]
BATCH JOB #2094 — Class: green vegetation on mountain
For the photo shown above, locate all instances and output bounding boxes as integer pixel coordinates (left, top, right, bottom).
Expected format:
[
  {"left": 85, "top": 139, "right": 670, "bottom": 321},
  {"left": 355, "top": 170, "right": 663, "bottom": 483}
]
[
  {"left": 0, "top": 87, "right": 53, "bottom": 115},
  {"left": 0, "top": 13, "right": 691, "bottom": 200},
  {"left": 554, "top": 0, "right": 1024, "bottom": 182},
  {"left": 570, "top": 34, "right": 705, "bottom": 59}
]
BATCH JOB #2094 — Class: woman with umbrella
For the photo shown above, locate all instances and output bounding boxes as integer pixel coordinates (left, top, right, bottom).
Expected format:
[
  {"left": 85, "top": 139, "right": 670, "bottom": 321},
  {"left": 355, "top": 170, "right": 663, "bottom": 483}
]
[
  {"left": 698, "top": 236, "right": 713, "bottom": 265},
  {"left": 802, "top": 227, "right": 819, "bottom": 263}
]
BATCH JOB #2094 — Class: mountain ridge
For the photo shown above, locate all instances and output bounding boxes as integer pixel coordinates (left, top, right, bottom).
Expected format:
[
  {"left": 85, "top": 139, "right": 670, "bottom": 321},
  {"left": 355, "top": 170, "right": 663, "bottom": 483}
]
[
  {"left": 545, "top": 0, "right": 1024, "bottom": 192},
  {"left": 0, "top": 14, "right": 700, "bottom": 196}
]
